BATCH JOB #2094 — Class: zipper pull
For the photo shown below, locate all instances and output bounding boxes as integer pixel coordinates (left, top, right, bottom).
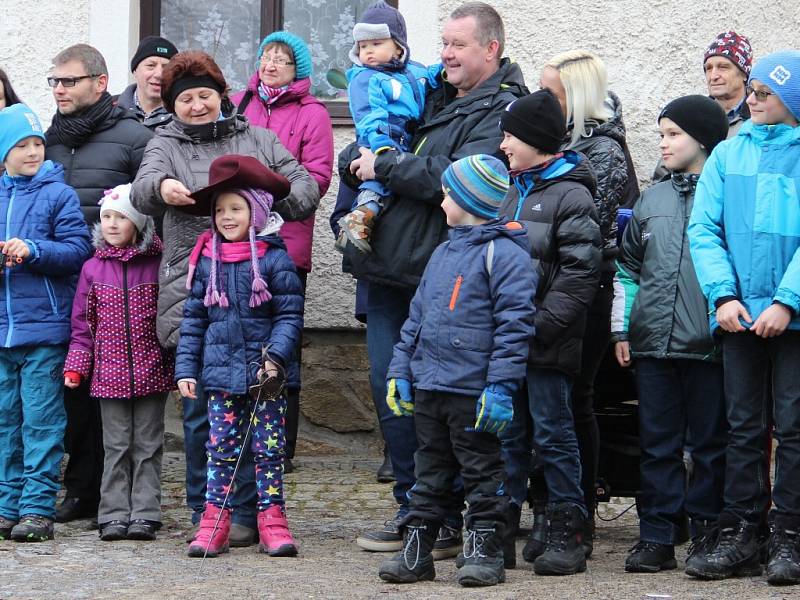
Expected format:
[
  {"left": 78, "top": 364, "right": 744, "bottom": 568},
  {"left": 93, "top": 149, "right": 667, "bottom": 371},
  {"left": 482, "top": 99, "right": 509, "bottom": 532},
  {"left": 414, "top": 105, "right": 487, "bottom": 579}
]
[{"left": 164, "top": 262, "right": 170, "bottom": 277}]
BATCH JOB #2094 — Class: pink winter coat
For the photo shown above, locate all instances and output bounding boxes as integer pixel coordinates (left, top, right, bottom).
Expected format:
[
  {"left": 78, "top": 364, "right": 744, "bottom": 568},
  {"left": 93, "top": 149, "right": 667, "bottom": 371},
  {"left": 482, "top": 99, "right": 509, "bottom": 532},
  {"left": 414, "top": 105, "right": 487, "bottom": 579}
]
[
  {"left": 64, "top": 222, "right": 175, "bottom": 399},
  {"left": 232, "top": 75, "right": 334, "bottom": 272}
]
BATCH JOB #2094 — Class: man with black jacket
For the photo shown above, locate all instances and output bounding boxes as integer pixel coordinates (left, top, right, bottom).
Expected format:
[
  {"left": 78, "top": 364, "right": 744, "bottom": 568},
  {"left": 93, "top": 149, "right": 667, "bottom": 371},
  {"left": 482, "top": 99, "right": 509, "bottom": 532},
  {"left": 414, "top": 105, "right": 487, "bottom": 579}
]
[
  {"left": 45, "top": 43, "right": 153, "bottom": 523},
  {"left": 342, "top": 2, "right": 528, "bottom": 556},
  {"left": 116, "top": 36, "right": 178, "bottom": 130}
]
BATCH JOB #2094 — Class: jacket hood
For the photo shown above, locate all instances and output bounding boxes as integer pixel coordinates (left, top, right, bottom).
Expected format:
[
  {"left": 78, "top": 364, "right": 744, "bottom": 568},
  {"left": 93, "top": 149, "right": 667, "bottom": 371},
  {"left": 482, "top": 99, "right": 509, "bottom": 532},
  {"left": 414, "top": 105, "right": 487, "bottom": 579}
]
[
  {"left": 92, "top": 216, "right": 163, "bottom": 260},
  {"left": 512, "top": 150, "right": 597, "bottom": 198},
  {"left": 569, "top": 90, "right": 627, "bottom": 147},
  {"left": 1, "top": 160, "right": 65, "bottom": 191},
  {"left": 156, "top": 113, "right": 248, "bottom": 143},
  {"left": 450, "top": 217, "right": 530, "bottom": 254}
]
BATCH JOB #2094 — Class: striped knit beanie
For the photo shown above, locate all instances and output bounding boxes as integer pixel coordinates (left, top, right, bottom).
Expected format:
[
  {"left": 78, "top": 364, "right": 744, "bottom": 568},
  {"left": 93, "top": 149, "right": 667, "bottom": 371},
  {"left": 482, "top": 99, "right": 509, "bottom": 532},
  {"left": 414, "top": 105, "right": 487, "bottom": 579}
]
[{"left": 441, "top": 154, "right": 509, "bottom": 220}]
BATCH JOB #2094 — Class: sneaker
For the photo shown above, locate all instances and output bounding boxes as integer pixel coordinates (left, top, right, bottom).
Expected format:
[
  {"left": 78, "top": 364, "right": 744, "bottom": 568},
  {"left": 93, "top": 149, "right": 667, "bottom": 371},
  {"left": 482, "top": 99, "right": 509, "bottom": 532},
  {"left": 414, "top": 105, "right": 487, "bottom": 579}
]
[
  {"left": 99, "top": 520, "right": 129, "bottom": 541},
  {"left": 457, "top": 521, "right": 506, "bottom": 587},
  {"left": 766, "top": 515, "right": 800, "bottom": 586},
  {"left": 10, "top": 515, "right": 54, "bottom": 542},
  {"left": 432, "top": 523, "right": 462, "bottom": 560},
  {"left": 624, "top": 541, "right": 677, "bottom": 573},
  {"left": 533, "top": 504, "right": 587, "bottom": 576},
  {"left": 127, "top": 519, "right": 160, "bottom": 541},
  {"left": 522, "top": 506, "right": 547, "bottom": 562},
  {"left": 356, "top": 512, "right": 404, "bottom": 552},
  {"left": 229, "top": 522, "right": 258, "bottom": 548},
  {"left": 0, "top": 515, "right": 17, "bottom": 540},
  {"left": 337, "top": 207, "right": 377, "bottom": 254},
  {"left": 685, "top": 518, "right": 761, "bottom": 580},
  {"left": 55, "top": 497, "right": 97, "bottom": 523},
  {"left": 378, "top": 519, "right": 437, "bottom": 583}
]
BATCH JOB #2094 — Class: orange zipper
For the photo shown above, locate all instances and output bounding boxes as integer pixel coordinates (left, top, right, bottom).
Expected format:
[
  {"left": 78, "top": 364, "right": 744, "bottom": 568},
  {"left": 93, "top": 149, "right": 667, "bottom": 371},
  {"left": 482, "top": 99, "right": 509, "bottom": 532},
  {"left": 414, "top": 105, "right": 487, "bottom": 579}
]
[{"left": 449, "top": 275, "right": 463, "bottom": 311}]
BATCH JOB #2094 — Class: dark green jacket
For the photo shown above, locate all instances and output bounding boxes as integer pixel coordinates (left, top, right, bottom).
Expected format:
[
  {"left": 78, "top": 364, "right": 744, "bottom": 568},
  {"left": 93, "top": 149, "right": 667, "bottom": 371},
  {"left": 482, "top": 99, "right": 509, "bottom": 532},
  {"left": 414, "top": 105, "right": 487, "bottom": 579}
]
[{"left": 611, "top": 173, "right": 718, "bottom": 361}]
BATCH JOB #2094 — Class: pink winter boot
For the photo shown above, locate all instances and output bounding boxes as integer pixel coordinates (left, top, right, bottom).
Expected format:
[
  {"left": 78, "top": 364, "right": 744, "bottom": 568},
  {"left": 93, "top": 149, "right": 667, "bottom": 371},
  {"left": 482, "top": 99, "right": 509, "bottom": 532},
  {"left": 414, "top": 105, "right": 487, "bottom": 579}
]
[
  {"left": 258, "top": 505, "right": 298, "bottom": 557},
  {"left": 187, "top": 504, "right": 232, "bottom": 558}
]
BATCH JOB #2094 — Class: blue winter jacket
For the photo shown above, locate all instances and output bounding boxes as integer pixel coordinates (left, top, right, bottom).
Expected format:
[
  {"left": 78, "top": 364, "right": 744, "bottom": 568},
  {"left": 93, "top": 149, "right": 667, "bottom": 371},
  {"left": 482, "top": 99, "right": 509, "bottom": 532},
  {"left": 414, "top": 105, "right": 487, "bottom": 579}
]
[
  {"left": 347, "top": 61, "right": 439, "bottom": 152},
  {"left": 689, "top": 120, "right": 800, "bottom": 333},
  {"left": 0, "top": 161, "right": 91, "bottom": 348},
  {"left": 387, "top": 218, "right": 537, "bottom": 396},
  {"left": 174, "top": 235, "right": 304, "bottom": 395}
]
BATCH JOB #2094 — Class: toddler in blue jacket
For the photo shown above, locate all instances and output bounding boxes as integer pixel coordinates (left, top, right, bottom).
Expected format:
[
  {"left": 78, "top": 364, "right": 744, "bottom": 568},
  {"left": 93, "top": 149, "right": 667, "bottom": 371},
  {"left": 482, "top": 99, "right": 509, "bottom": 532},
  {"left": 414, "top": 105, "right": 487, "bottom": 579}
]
[
  {"left": 174, "top": 155, "right": 304, "bottom": 560},
  {"left": 336, "top": 0, "right": 438, "bottom": 253},
  {"left": 0, "top": 104, "right": 91, "bottom": 542},
  {"left": 377, "top": 154, "right": 537, "bottom": 587}
]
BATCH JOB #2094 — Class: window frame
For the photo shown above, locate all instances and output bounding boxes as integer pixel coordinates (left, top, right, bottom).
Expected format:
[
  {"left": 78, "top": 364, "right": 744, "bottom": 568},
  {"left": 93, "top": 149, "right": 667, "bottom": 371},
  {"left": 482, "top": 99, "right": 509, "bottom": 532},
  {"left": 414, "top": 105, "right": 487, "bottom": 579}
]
[{"left": 139, "top": 0, "right": 399, "bottom": 124}]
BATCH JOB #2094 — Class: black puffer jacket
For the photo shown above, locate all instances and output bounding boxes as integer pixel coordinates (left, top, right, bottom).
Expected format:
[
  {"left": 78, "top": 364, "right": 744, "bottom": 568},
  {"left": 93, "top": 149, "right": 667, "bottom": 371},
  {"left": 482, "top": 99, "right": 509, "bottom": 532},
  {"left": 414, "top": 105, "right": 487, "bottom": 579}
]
[
  {"left": 610, "top": 173, "right": 718, "bottom": 361},
  {"left": 564, "top": 92, "right": 636, "bottom": 269},
  {"left": 499, "top": 151, "right": 602, "bottom": 376},
  {"left": 116, "top": 84, "right": 173, "bottom": 130},
  {"left": 340, "top": 59, "right": 528, "bottom": 289},
  {"left": 45, "top": 106, "right": 152, "bottom": 225}
]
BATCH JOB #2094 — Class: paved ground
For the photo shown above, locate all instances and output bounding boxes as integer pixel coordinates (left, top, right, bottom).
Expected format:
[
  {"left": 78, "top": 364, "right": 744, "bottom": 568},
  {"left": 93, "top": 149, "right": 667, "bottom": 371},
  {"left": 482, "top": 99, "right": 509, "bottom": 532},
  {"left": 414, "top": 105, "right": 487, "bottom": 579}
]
[{"left": 0, "top": 451, "right": 795, "bottom": 600}]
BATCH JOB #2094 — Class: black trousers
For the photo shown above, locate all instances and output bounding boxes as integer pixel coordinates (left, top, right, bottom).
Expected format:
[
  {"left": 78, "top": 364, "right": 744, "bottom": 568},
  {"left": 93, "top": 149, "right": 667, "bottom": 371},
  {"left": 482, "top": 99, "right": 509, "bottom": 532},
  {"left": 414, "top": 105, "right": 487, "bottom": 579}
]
[
  {"left": 63, "top": 383, "right": 104, "bottom": 502},
  {"left": 408, "top": 390, "right": 508, "bottom": 528},
  {"left": 284, "top": 270, "right": 308, "bottom": 459}
]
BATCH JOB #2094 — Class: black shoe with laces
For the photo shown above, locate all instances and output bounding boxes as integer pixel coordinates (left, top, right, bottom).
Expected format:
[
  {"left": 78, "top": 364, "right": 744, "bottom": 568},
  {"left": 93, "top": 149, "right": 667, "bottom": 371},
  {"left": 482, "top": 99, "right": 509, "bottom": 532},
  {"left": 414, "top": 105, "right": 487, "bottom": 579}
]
[
  {"left": 127, "top": 519, "right": 160, "bottom": 541},
  {"left": 357, "top": 511, "right": 405, "bottom": 552},
  {"left": 522, "top": 506, "right": 547, "bottom": 563},
  {"left": 766, "top": 514, "right": 800, "bottom": 586},
  {"left": 625, "top": 540, "right": 677, "bottom": 573},
  {"left": 99, "top": 520, "right": 129, "bottom": 541},
  {"left": 686, "top": 519, "right": 717, "bottom": 565},
  {"left": 0, "top": 515, "right": 17, "bottom": 540},
  {"left": 10, "top": 515, "right": 54, "bottom": 542},
  {"left": 378, "top": 519, "right": 438, "bottom": 583},
  {"left": 432, "top": 522, "right": 462, "bottom": 560},
  {"left": 533, "top": 503, "right": 587, "bottom": 576},
  {"left": 457, "top": 521, "right": 506, "bottom": 587},
  {"left": 685, "top": 517, "right": 761, "bottom": 580}
]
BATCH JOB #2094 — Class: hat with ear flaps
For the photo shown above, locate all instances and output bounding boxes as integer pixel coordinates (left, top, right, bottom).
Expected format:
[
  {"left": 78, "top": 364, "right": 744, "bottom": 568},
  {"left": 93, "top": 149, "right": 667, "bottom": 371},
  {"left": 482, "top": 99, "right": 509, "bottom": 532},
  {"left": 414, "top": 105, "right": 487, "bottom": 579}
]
[
  {"left": 349, "top": 1, "right": 409, "bottom": 65},
  {"left": 182, "top": 154, "right": 291, "bottom": 309}
]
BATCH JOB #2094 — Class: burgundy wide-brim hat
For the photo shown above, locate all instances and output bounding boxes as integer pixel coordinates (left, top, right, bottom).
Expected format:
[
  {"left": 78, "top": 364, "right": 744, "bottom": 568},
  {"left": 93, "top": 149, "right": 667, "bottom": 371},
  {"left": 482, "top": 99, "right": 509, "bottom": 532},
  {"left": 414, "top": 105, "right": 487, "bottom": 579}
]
[{"left": 179, "top": 154, "right": 291, "bottom": 216}]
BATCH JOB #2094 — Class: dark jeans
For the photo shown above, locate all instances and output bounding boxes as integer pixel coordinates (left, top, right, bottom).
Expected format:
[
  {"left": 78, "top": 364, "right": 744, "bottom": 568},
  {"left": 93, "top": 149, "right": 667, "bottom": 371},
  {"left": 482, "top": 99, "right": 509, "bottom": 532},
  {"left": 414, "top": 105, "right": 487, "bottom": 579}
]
[
  {"left": 501, "top": 366, "right": 586, "bottom": 514},
  {"left": 408, "top": 391, "right": 507, "bottom": 528},
  {"left": 183, "top": 382, "right": 257, "bottom": 528},
  {"left": 366, "top": 282, "right": 418, "bottom": 508},
  {"left": 635, "top": 358, "right": 727, "bottom": 543},
  {"left": 571, "top": 273, "right": 613, "bottom": 511},
  {"left": 721, "top": 331, "right": 800, "bottom": 521},
  {"left": 63, "top": 383, "right": 103, "bottom": 504}
]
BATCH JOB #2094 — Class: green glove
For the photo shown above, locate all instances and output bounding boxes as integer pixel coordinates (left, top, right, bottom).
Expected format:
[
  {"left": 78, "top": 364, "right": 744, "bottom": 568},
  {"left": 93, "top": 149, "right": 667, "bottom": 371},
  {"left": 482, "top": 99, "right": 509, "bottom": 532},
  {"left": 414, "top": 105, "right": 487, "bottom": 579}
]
[{"left": 386, "top": 378, "right": 414, "bottom": 417}]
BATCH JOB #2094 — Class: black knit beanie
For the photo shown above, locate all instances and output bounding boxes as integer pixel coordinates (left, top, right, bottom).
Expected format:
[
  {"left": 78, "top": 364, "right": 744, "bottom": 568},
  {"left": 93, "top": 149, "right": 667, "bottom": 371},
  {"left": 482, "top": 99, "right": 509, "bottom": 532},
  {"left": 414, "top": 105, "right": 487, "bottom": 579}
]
[
  {"left": 131, "top": 36, "right": 178, "bottom": 72},
  {"left": 658, "top": 95, "right": 729, "bottom": 154},
  {"left": 500, "top": 89, "right": 566, "bottom": 155}
]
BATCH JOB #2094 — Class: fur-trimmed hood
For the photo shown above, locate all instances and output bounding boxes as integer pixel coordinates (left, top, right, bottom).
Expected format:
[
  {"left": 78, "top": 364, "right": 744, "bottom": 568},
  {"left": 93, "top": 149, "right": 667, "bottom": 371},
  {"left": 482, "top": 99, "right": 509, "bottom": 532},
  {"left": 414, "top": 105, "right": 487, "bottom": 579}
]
[{"left": 92, "top": 216, "right": 163, "bottom": 260}]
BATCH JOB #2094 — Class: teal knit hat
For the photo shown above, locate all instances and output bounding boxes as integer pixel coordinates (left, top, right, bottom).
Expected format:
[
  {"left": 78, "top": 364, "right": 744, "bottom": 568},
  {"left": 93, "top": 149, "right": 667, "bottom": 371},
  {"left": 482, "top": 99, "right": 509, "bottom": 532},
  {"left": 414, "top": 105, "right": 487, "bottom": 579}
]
[
  {"left": 0, "top": 103, "right": 45, "bottom": 162},
  {"left": 442, "top": 155, "right": 509, "bottom": 219},
  {"left": 257, "top": 31, "right": 313, "bottom": 80}
]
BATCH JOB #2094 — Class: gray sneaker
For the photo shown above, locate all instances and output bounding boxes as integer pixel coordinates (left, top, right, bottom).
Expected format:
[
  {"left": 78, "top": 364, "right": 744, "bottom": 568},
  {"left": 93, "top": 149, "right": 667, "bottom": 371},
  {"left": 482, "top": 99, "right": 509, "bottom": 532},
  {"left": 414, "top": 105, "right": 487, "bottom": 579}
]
[
  {"left": 356, "top": 512, "right": 404, "bottom": 552},
  {"left": 10, "top": 515, "right": 54, "bottom": 542}
]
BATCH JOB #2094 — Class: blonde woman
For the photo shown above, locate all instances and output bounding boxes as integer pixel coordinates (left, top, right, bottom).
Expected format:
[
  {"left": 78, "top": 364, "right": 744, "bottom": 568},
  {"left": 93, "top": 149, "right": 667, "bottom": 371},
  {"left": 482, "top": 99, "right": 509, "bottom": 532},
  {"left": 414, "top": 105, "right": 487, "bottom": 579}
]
[{"left": 522, "top": 50, "right": 637, "bottom": 562}]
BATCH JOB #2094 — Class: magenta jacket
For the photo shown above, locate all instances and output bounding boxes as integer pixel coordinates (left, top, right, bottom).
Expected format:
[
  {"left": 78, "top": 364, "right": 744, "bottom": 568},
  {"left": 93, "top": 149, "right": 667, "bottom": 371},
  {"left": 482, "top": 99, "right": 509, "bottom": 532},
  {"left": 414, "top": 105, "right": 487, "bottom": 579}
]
[
  {"left": 64, "top": 222, "right": 175, "bottom": 399},
  {"left": 232, "top": 75, "right": 334, "bottom": 272}
]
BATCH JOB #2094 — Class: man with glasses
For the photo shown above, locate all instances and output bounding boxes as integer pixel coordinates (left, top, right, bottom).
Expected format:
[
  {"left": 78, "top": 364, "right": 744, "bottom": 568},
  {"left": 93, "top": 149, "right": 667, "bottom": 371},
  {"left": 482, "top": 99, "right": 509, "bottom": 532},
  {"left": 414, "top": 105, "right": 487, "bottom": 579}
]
[
  {"left": 116, "top": 36, "right": 178, "bottom": 130},
  {"left": 45, "top": 43, "right": 152, "bottom": 525}
]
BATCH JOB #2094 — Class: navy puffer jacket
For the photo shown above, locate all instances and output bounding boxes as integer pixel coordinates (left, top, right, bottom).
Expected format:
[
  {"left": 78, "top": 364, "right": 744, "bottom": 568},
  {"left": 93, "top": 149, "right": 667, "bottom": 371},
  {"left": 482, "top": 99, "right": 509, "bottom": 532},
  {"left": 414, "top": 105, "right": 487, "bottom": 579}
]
[
  {"left": 174, "top": 234, "right": 303, "bottom": 395},
  {"left": 388, "top": 218, "right": 537, "bottom": 396}
]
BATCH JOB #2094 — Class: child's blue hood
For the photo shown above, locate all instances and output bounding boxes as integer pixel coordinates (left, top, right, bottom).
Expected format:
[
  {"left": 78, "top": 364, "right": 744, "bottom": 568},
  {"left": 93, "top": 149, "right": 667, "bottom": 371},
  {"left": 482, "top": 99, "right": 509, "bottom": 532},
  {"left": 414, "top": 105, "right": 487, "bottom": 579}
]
[
  {"left": 449, "top": 216, "right": 530, "bottom": 254},
  {"left": 1, "top": 160, "right": 65, "bottom": 191}
]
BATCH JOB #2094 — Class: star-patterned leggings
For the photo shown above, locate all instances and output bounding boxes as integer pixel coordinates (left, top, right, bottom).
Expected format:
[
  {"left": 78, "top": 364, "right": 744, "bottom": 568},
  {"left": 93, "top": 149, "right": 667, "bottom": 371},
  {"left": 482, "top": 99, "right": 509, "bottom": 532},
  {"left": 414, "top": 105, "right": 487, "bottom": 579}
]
[{"left": 205, "top": 392, "right": 286, "bottom": 511}]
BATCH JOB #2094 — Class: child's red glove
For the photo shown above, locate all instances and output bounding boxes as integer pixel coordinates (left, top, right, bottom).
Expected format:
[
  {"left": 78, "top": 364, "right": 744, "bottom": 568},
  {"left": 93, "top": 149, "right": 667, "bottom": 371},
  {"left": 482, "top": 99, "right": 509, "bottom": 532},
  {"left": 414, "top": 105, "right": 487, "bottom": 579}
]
[{"left": 64, "top": 371, "right": 81, "bottom": 385}]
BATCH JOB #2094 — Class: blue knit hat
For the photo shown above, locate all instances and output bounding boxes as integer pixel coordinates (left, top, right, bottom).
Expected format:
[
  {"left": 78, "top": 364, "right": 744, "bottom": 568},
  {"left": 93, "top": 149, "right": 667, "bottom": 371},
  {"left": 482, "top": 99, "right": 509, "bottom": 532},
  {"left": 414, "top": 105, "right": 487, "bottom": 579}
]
[
  {"left": 442, "top": 155, "right": 509, "bottom": 220},
  {"left": 350, "top": 1, "right": 409, "bottom": 65},
  {"left": 0, "top": 103, "right": 45, "bottom": 162},
  {"left": 257, "top": 31, "right": 313, "bottom": 80},
  {"left": 750, "top": 50, "right": 800, "bottom": 120}
]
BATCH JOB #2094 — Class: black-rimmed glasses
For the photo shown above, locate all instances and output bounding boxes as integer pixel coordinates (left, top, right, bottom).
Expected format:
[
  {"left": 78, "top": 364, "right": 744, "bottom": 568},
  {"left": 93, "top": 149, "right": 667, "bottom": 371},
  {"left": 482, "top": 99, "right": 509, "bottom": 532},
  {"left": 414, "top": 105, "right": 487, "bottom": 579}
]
[
  {"left": 745, "top": 85, "right": 776, "bottom": 102},
  {"left": 47, "top": 74, "right": 99, "bottom": 88}
]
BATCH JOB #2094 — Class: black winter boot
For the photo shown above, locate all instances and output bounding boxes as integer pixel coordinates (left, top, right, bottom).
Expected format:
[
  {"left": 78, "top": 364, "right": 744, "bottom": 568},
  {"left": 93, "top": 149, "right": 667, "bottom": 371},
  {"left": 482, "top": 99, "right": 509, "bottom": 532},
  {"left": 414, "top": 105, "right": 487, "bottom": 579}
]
[
  {"left": 625, "top": 541, "right": 676, "bottom": 572},
  {"left": 685, "top": 517, "right": 761, "bottom": 580},
  {"left": 378, "top": 519, "right": 438, "bottom": 583},
  {"left": 766, "top": 514, "right": 800, "bottom": 586},
  {"left": 376, "top": 445, "right": 394, "bottom": 483},
  {"left": 533, "top": 504, "right": 587, "bottom": 575},
  {"left": 522, "top": 505, "right": 547, "bottom": 562},
  {"left": 457, "top": 521, "right": 506, "bottom": 587},
  {"left": 503, "top": 503, "right": 521, "bottom": 569}
]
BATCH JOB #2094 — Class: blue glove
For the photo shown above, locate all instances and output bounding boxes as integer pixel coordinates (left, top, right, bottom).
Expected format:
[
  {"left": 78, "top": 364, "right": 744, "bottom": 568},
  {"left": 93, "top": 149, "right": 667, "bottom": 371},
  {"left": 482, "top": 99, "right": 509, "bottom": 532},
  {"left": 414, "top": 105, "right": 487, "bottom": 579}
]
[
  {"left": 474, "top": 383, "right": 514, "bottom": 434},
  {"left": 386, "top": 378, "right": 414, "bottom": 417}
]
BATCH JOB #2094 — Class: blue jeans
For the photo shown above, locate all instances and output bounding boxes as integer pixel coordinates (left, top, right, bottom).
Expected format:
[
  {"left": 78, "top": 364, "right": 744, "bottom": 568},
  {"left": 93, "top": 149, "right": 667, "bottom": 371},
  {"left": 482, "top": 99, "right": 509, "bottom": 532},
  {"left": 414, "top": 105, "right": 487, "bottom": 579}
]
[
  {"left": 183, "top": 382, "right": 257, "bottom": 528},
  {"left": 0, "top": 345, "right": 67, "bottom": 519},
  {"left": 501, "top": 366, "right": 586, "bottom": 514},
  {"left": 721, "top": 331, "right": 800, "bottom": 521},
  {"left": 635, "top": 358, "right": 727, "bottom": 543}
]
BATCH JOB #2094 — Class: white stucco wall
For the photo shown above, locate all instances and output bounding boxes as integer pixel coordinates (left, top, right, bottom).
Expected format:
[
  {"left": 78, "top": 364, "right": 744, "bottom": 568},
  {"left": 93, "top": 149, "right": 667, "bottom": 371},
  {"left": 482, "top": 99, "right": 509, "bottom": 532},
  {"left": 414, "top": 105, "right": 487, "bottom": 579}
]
[{"left": 2, "top": 1, "right": 799, "bottom": 330}]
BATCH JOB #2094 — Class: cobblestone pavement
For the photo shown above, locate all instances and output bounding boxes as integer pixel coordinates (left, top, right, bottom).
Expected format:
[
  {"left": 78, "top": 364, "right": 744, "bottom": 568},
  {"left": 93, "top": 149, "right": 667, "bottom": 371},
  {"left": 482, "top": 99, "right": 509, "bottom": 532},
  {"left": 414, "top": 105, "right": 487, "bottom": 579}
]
[{"left": 0, "top": 452, "right": 795, "bottom": 600}]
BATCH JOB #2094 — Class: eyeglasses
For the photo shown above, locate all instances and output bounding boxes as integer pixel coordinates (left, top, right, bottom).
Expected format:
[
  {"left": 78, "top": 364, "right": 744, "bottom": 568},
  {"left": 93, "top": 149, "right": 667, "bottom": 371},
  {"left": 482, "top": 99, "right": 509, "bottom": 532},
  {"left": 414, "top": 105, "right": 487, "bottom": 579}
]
[
  {"left": 745, "top": 85, "right": 776, "bottom": 102},
  {"left": 259, "top": 56, "right": 294, "bottom": 67},
  {"left": 47, "top": 74, "right": 99, "bottom": 88}
]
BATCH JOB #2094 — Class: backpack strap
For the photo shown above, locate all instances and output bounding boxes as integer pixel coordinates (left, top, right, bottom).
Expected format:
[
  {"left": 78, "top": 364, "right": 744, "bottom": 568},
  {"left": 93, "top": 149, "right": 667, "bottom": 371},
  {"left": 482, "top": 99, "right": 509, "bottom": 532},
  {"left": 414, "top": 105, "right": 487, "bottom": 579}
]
[{"left": 237, "top": 89, "right": 254, "bottom": 115}]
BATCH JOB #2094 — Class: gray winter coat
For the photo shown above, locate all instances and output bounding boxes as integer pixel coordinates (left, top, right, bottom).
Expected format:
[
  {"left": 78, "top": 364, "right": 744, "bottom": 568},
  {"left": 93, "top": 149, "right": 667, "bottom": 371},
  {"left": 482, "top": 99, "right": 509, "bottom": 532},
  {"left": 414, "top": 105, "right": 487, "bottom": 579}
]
[
  {"left": 131, "top": 113, "right": 319, "bottom": 349},
  {"left": 610, "top": 173, "right": 718, "bottom": 361}
]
